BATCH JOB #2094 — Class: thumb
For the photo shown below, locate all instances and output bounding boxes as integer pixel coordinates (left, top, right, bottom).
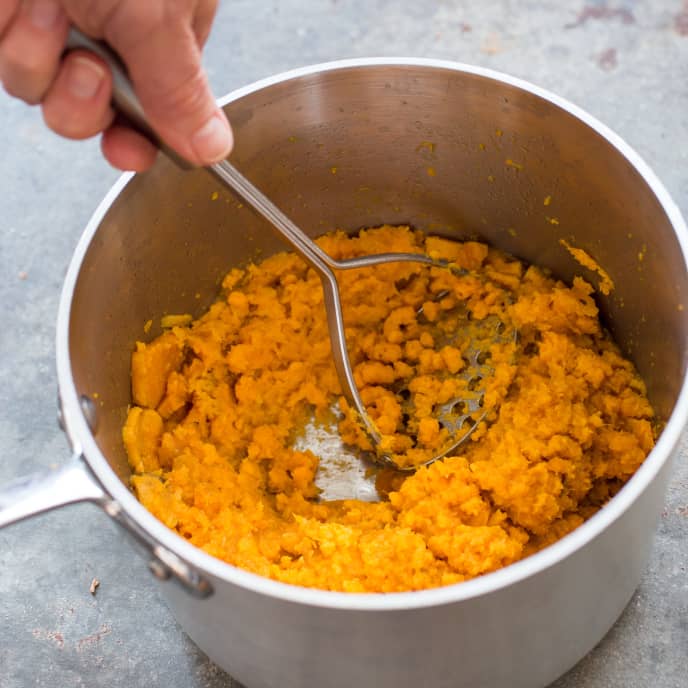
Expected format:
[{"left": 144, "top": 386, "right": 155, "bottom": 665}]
[{"left": 109, "top": 19, "right": 232, "bottom": 166}]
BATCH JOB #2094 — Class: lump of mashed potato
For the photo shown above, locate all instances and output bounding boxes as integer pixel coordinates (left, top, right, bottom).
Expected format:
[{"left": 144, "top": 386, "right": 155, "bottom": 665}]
[{"left": 123, "top": 225, "right": 655, "bottom": 592}]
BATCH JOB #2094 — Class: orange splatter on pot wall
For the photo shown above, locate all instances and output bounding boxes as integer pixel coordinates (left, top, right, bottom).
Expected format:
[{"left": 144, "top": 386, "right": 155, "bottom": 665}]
[{"left": 560, "top": 239, "right": 615, "bottom": 296}]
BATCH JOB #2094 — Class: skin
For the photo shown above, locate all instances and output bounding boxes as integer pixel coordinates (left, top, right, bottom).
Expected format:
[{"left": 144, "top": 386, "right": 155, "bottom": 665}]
[{"left": 0, "top": 0, "right": 233, "bottom": 171}]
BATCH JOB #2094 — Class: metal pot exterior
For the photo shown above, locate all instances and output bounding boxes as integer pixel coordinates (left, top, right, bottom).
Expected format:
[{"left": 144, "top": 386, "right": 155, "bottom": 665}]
[
  {"left": 163, "top": 449, "right": 675, "bottom": 688},
  {"left": 51, "top": 60, "right": 688, "bottom": 688}
]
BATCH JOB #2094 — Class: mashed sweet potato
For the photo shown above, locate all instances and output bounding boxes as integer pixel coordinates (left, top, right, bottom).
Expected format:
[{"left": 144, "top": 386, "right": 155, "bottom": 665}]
[{"left": 123, "top": 225, "right": 655, "bottom": 592}]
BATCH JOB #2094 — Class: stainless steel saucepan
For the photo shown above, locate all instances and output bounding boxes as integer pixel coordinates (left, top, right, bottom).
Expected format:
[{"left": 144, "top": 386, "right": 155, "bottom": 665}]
[{"left": 1, "top": 59, "right": 686, "bottom": 688}]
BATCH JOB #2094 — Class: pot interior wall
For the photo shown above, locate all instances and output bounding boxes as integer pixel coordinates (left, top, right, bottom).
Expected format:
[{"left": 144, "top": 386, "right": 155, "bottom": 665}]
[{"left": 66, "top": 64, "right": 688, "bottom": 483}]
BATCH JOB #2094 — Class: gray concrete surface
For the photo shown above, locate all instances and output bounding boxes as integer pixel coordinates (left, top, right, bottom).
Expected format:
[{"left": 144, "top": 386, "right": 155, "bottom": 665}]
[{"left": 1, "top": 0, "right": 687, "bottom": 686}]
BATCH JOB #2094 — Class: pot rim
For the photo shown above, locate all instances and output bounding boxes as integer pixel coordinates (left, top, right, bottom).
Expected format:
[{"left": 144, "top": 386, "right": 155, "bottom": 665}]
[{"left": 57, "top": 57, "right": 688, "bottom": 611}]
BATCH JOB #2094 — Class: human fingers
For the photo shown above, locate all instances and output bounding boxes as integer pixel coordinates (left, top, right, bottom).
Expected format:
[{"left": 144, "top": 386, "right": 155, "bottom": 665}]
[
  {"left": 191, "top": 0, "right": 218, "bottom": 47},
  {"left": 0, "top": 0, "right": 69, "bottom": 104},
  {"left": 101, "top": 119, "right": 159, "bottom": 171},
  {"left": 41, "top": 49, "right": 114, "bottom": 139},
  {"left": 0, "top": 0, "right": 20, "bottom": 37},
  {"left": 63, "top": 0, "right": 232, "bottom": 165}
]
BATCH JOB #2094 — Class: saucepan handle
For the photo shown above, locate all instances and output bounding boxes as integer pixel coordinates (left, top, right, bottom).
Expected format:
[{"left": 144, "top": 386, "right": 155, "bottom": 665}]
[
  {"left": 0, "top": 451, "right": 214, "bottom": 598},
  {"left": 0, "top": 453, "right": 108, "bottom": 529}
]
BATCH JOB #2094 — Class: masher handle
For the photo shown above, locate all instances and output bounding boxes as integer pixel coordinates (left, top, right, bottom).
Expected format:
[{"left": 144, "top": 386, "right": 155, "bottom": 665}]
[{"left": 65, "top": 27, "right": 344, "bottom": 274}]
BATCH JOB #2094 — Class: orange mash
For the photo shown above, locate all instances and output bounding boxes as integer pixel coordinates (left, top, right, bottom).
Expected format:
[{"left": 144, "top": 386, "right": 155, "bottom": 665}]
[{"left": 123, "top": 225, "right": 654, "bottom": 592}]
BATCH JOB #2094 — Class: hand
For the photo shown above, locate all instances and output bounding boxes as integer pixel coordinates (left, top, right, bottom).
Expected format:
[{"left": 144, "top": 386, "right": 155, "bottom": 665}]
[{"left": 0, "top": 0, "right": 233, "bottom": 171}]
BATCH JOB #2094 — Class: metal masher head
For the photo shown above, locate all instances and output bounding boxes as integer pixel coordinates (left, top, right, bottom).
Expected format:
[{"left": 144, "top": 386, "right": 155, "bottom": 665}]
[{"left": 345, "top": 286, "right": 517, "bottom": 473}]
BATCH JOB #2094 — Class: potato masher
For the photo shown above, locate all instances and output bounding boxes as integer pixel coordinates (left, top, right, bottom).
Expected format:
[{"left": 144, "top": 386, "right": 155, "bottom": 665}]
[{"left": 66, "top": 28, "right": 502, "bottom": 472}]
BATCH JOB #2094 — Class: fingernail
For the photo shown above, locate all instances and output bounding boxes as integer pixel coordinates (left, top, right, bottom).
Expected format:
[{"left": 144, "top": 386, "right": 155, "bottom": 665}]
[
  {"left": 29, "top": 0, "right": 62, "bottom": 30},
  {"left": 191, "top": 113, "right": 233, "bottom": 163},
  {"left": 67, "top": 57, "right": 105, "bottom": 100}
]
